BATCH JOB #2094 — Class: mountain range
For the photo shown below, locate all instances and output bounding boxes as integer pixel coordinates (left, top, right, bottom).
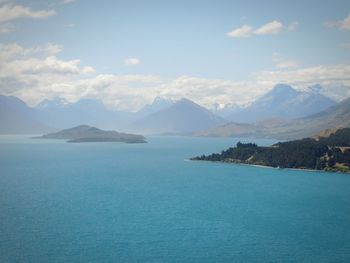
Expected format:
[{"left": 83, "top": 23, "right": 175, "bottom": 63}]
[
  {"left": 223, "top": 84, "right": 336, "bottom": 123},
  {"left": 0, "top": 83, "right": 349, "bottom": 138},
  {"left": 267, "top": 96, "right": 350, "bottom": 139},
  {"left": 35, "top": 97, "right": 126, "bottom": 130},
  {"left": 198, "top": 97, "right": 350, "bottom": 140}
]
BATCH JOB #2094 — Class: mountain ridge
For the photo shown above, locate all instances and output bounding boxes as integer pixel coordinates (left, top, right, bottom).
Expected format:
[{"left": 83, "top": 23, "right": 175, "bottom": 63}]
[
  {"left": 131, "top": 98, "right": 226, "bottom": 134},
  {"left": 226, "top": 84, "right": 336, "bottom": 123},
  {"left": 0, "top": 95, "right": 51, "bottom": 134},
  {"left": 197, "top": 97, "right": 350, "bottom": 140}
]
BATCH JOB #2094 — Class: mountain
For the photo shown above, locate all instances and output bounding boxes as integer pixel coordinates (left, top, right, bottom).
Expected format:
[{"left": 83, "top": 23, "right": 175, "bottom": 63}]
[
  {"left": 131, "top": 98, "right": 226, "bottom": 134},
  {"left": 212, "top": 103, "right": 241, "bottom": 118},
  {"left": 136, "top": 96, "right": 174, "bottom": 118},
  {"left": 196, "top": 97, "right": 350, "bottom": 140},
  {"left": 267, "top": 97, "right": 350, "bottom": 139},
  {"left": 36, "top": 97, "right": 69, "bottom": 109},
  {"left": 0, "top": 95, "right": 50, "bottom": 134},
  {"left": 308, "top": 84, "right": 350, "bottom": 102},
  {"left": 313, "top": 127, "right": 346, "bottom": 140},
  {"left": 35, "top": 125, "right": 146, "bottom": 143},
  {"left": 195, "top": 122, "right": 260, "bottom": 137},
  {"left": 35, "top": 97, "right": 132, "bottom": 130},
  {"left": 228, "top": 84, "right": 336, "bottom": 123}
]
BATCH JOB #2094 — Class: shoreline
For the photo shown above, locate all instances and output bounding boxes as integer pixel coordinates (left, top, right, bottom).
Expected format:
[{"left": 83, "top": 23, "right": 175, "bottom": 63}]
[{"left": 190, "top": 159, "right": 350, "bottom": 175}]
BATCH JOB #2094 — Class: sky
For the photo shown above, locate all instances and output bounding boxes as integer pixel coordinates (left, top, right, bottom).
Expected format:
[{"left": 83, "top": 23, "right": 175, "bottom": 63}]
[{"left": 0, "top": 0, "right": 350, "bottom": 111}]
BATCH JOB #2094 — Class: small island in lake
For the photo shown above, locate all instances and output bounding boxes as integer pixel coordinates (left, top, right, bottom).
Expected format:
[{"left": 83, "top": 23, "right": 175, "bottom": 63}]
[
  {"left": 34, "top": 125, "right": 146, "bottom": 143},
  {"left": 191, "top": 128, "right": 350, "bottom": 173}
]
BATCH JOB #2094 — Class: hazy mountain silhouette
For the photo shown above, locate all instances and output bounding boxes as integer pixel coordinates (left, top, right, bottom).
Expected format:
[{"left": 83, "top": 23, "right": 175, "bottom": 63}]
[
  {"left": 267, "top": 96, "right": 350, "bottom": 139},
  {"left": 0, "top": 95, "right": 50, "bottom": 134},
  {"left": 197, "top": 97, "right": 350, "bottom": 140},
  {"left": 35, "top": 97, "right": 132, "bottom": 130},
  {"left": 212, "top": 103, "right": 241, "bottom": 118},
  {"left": 228, "top": 84, "right": 336, "bottom": 123},
  {"left": 1, "top": 84, "right": 345, "bottom": 137},
  {"left": 136, "top": 96, "right": 174, "bottom": 118},
  {"left": 36, "top": 97, "right": 69, "bottom": 109},
  {"left": 132, "top": 98, "right": 226, "bottom": 134}
]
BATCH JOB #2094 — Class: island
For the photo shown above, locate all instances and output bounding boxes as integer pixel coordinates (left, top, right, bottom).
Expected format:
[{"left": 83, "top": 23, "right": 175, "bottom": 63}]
[
  {"left": 34, "top": 125, "right": 147, "bottom": 143},
  {"left": 191, "top": 128, "right": 350, "bottom": 173}
]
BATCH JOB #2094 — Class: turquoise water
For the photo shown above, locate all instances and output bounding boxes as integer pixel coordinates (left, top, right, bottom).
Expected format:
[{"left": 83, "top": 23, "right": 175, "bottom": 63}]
[{"left": 1, "top": 135, "right": 350, "bottom": 262}]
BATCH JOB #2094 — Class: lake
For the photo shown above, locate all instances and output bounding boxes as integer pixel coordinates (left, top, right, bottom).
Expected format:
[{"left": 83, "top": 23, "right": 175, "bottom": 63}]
[{"left": 1, "top": 135, "right": 350, "bottom": 262}]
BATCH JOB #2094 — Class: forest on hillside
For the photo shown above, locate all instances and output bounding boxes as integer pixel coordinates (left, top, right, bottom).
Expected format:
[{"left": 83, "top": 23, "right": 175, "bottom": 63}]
[{"left": 191, "top": 128, "right": 350, "bottom": 173}]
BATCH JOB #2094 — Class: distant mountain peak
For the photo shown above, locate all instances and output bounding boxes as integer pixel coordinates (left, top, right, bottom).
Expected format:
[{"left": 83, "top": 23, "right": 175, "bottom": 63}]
[
  {"left": 137, "top": 96, "right": 174, "bottom": 116},
  {"left": 132, "top": 97, "right": 225, "bottom": 134},
  {"left": 36, "top": 97, "right": 68, "bottom": 109},
  {"left": 0, "top": 95, "right": 28, "bottom": 107},
  {"left": 0, "top": 95, "right": 51, "bottom": 134},
  {"left": 227, "top": 83, "right": 336, "bottom": 123},
  {"left": 153, "top": 96, "right": 173, "bottom": 104},
  {"left": 268, "top": 84, "right": 298, "bottom": 96},
  {"left": 174, "top": 98, "right": 213, "bottom": 113},
  {"left": 308, "top": 84, "right": 323, "bottom": 94},
  {"left": 274, "top": 83, "right": 294, "bottom": 90},
  {"left": 73, "top": 124, "right": 96, "bottom": 130},
  {"left": 176, "top": 98, "right": 196, "bottom": 105}
]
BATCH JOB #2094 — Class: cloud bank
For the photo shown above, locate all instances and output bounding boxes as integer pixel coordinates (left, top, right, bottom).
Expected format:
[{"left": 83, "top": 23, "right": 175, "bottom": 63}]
[{"left": 0, "top": 43, "right": 349, "bottom": 111}]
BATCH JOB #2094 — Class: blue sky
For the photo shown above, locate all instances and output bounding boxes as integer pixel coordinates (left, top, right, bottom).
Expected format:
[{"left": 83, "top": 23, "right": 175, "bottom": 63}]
[{"left": 0, "top": 0, "right": 350, "bottom": 110}]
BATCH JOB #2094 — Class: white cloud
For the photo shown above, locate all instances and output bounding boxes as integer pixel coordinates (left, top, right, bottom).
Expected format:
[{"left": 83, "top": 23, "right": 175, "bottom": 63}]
[
  {"left": 82, "top": 66, "right": 95, "bottom": 74},
  {"left": 254, "top": 20, "right": 283, "bottom": 35},
  {"left": 325, "top": 13, "right": 350, "bottom": 30},
  {"left": 341, "top": 14, "right": 350, "bottom": 30},
  {"left": 7, "top": 56, "right": 90, "bottom": 75},
  {"left": 227, "top": 20, "right": 296, "bottom": 38},
  {"left": 0, "top": 3, "right": 56, "bottom": 34},
  {"left": 43, "top": 43, "right": 63, "bottom": 55},
  {"left": 226, "top": 25, "right": 253, "bottom": 38},
  {"left": 273, "top": 53, "right": 299, "bottom": 69},
  {"left": 0, "top": 43, "right": 63, "bottom": 60},
  {"left": 275, "top": 60, "right": 299, "bottom": 69},
  {"left": 124, "top": 58, "right": 140, "bottom": 66},
  {"left": 1, "top": 44, "right": 349, "bottom": 111},
  {"left": 0, "top": 43, "right": 95, "bottom": 96},
  {"left": 255, "top": 64, "right": 350, "bottom": 89},
  {"left": 156, "top": 76, "right": 265, "bottom": 109},
  {"left": 0, "top": 4, "right": 56, "bottom": 23},
  {"left": 71, "top": 74, "right": 162, "bottom": 110}
]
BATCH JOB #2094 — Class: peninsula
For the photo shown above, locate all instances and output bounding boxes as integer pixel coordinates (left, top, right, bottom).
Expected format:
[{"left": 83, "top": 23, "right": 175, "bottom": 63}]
[
  {"left": 191, "top": 128, "right": 350, "bottom": 173},
  {"left": 34, "top": 125, "right": 146, "bottom": 143}
]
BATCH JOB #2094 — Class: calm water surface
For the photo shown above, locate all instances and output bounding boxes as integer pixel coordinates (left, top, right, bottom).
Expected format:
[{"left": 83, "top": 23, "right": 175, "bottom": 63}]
[{"left": 1, "top": 135, "right": 350, "bottom": 262}]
